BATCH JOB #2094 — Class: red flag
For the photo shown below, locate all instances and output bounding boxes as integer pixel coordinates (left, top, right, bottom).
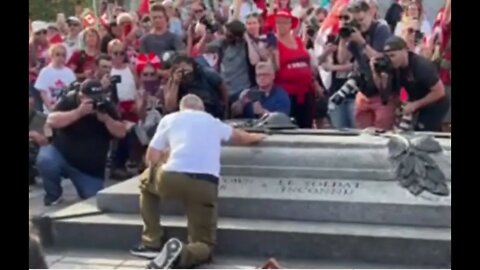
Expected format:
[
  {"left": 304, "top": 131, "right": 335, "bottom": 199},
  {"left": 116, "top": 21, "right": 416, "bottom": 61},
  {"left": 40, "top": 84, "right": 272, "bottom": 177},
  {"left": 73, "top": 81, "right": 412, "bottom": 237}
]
[
  {"left": 138, "top": 0, "right": 150, "bottom": 16},
  {"left": 49, "top": 33, "right": 63, "bottom": 44},
  {"left": 319, "top": 0, "right": 350, "bottom": 36}
]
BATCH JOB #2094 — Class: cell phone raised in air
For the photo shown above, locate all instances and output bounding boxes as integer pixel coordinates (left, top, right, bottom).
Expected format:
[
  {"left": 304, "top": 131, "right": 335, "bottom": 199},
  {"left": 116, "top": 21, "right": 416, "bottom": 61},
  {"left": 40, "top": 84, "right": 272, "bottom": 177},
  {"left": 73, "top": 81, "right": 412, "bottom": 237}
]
[
  {"left": 265, "top": 32, "right": 277, "bottom": 48},
  {"left": 248, "top": 89, "right": 263, "bottom": 102}
]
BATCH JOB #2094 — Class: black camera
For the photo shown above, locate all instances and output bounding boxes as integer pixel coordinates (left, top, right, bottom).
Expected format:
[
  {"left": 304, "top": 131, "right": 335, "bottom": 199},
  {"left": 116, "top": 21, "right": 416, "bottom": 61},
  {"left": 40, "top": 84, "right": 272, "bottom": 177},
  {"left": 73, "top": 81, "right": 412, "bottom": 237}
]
[
  {"left": 110, "top": 75, "right": 122, "bottom": 84},
  {"left": 339, "top": 21, "right": 360, "bottom": 38},
  {"left": 306, "top": 25, "right": 318, "bottom": 38},
  {"left": 414, "top": 30, "right": 424, "bottom": 45},
  {"left": 373, "top": 56, "right": 393, "bottom": 74},
  {"left": 91, "top": 94, "right": 110, "bottom": 113},
  {"left": 199, "top": 16, "right": 216, "bottom": 33}
]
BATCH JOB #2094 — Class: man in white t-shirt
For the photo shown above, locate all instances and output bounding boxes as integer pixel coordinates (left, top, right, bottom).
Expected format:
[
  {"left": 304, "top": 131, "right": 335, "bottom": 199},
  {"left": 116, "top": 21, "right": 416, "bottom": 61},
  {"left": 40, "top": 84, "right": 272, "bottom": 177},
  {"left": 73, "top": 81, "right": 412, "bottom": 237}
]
[{"left": 130, "top": 94, "right": 266, "bottom": 268}]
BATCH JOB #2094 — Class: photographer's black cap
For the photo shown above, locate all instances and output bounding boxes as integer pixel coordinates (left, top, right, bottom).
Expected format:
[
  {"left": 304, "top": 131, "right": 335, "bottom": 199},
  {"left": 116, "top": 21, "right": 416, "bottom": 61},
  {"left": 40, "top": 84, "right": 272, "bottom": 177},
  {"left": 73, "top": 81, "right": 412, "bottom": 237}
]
[
  {"left": 384, "top": 36, "right": 408, "bottom": 52},
  {"left": 80, "top": 79, "right": 103, "bottom": 95}
]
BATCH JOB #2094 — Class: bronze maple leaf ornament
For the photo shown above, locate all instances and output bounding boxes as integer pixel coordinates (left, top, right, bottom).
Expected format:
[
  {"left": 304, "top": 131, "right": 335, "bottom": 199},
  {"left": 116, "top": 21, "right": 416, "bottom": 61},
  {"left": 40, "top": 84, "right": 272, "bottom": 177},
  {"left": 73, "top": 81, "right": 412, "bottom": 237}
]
[{"left": 387, "top": 135, "right": 450, "bottom": 196}]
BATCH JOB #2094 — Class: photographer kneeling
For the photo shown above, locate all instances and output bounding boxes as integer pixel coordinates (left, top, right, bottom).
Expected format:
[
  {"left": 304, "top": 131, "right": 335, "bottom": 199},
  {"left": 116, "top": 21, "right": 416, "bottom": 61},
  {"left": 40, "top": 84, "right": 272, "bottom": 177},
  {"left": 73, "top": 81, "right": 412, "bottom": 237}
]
[
  {"left": 37, "top": 80, "right": 127, "bottom": 206},
  {"left": 373, "top": 36, "right": 448, "bottom": 132},
  {"left": 231, "top": 61, "right": 290, "bottom": 118}
]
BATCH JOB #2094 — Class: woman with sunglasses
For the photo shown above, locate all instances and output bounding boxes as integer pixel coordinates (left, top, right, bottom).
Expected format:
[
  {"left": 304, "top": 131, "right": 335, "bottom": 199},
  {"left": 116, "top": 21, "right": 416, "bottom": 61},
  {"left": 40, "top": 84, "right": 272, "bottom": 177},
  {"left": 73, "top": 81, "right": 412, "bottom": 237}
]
[
  {"left": 394, "top": 1, "right": 431, "bottom": 38},
  {"left": 34, "top": 44, "right": 76, "bottom": 113},
  {"left": 68, "top": 28, "right": 101, "bottom": 82}
]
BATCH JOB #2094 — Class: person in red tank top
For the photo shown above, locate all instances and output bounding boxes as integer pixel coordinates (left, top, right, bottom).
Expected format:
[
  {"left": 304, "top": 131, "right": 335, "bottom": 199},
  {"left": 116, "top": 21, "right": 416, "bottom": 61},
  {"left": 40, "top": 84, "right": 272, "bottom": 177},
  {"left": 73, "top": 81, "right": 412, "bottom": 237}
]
[{"left": 267, "top": 10, "right": 315, "bottom": 128}]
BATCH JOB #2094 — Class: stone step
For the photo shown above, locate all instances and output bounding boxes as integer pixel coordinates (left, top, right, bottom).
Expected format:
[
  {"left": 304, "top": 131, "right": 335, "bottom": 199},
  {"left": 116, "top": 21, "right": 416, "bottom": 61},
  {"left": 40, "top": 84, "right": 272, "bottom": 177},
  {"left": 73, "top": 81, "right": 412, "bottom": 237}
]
[
  {"left": 45, "top": 248, "right": 429, "bottom": 269},
  {"left": 220, "top": 146, "right": 451, "bottom": 181},
  {"left": 49, "top": 211, "right": 450, "bottom": 267},
  {"left": 96, "top": 177, "right": 451, "bottom": 227}
]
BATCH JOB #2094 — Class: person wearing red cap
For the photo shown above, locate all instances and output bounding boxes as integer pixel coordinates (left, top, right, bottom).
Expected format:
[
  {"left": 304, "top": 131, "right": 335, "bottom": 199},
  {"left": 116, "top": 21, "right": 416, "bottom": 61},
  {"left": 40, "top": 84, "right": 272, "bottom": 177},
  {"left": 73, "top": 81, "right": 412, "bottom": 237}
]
[{"left": 269, "top": 10, "right": 315, "bottom": 128}]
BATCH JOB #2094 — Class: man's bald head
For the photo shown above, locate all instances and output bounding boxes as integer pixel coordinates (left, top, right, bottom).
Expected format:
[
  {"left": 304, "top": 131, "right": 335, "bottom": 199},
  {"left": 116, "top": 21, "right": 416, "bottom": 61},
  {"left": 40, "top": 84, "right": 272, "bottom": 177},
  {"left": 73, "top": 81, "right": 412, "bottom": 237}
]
[{"left": 179, "top": 94, "right": 205, "bottom": 111}]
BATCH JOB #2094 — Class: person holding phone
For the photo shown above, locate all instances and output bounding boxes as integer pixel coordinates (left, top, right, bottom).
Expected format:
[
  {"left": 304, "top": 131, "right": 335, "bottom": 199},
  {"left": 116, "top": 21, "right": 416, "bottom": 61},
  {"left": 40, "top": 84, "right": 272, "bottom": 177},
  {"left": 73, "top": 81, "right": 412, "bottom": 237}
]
[{"left": 231, "top": 61, "right": 290, "bottom": 118}]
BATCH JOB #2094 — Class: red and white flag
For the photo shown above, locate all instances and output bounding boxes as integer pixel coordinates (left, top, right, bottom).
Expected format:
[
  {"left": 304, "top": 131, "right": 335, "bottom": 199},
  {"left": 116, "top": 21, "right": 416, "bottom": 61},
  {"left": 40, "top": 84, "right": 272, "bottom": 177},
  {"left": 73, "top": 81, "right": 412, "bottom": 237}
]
[{"left": 82, "top": 11, "right": 97, "bottom": 27}]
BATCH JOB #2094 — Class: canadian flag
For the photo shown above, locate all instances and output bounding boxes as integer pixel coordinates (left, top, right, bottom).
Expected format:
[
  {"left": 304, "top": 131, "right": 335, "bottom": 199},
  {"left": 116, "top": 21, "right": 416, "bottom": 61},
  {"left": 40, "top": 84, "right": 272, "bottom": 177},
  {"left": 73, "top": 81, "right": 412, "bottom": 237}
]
[
  {"left": 314, "top": 0, "right": 350, "bottom": 90},
  {"left": 82, "top": 11, "right": 97, "bottom": 27}
]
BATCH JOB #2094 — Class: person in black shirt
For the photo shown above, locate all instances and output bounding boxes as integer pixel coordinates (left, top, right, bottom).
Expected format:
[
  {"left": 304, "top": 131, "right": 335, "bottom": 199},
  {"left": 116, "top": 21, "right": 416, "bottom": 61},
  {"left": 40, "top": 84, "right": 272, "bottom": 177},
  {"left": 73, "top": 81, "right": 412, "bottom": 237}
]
[
  {"left": 37, "top": 80, "right": 127, "bottom": 206},
  {"left": 164, "top": 55, "right": 229, "bottom": 119},
  {"left": 374, "top": 36, "right": 448, "bottom": 131},
  {"left": 101, "top": 21, "right": 121, "bottom": 54}
]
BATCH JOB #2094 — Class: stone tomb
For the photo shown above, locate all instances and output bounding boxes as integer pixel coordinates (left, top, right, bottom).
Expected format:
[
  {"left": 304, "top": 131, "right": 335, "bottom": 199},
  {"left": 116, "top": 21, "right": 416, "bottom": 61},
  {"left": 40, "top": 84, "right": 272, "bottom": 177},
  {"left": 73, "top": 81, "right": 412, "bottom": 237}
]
[{"left": 46, "top": 132, "right": 451, "bottom": 267}]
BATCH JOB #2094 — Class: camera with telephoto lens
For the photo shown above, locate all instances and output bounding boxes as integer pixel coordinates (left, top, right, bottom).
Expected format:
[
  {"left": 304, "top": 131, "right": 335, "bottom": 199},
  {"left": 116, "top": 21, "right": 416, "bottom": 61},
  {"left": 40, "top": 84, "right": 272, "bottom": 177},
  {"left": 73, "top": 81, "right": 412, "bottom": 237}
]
[
  {"left": 414, "top": 30, "right": 424, "bottom": 45},
  {"left": 328, "top": 77, "right": 359, "bottom": 110},
  {"left": 373, "top": 55, "right": 394, "bottom": 74},
  {"left": 339, "top": 21, "right": 360, "bottom": 39},
  {"left": 395, "top": 104, "right": 417, "bottom": 133},
  {"left": 91, "top": 94, "right": 110, "bottom": 113}
]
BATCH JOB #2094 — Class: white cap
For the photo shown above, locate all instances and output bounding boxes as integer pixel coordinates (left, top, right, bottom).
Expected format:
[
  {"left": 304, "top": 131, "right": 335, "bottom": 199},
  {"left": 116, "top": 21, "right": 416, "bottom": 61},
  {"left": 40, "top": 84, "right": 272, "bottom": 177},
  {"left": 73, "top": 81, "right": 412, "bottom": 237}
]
[
  {"left": 162, "top": 0, "right": 174, "bottom": 7},
  {"left": 31, "top": 21, "right": 48, "bottom": 33},
  {"left": 67, "top": 16, "right": 81, "bottom": 24},
  {"left": 117, "top": 12, "right": 133, "bottom": 24}
]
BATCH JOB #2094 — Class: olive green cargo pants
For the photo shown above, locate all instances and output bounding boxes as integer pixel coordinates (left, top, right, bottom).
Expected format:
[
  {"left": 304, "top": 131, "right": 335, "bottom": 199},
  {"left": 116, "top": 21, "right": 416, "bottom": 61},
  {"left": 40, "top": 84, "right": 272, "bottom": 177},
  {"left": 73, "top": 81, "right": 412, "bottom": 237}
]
[{"left": 138, "top": 167, "right": 218, "bottom": 268}]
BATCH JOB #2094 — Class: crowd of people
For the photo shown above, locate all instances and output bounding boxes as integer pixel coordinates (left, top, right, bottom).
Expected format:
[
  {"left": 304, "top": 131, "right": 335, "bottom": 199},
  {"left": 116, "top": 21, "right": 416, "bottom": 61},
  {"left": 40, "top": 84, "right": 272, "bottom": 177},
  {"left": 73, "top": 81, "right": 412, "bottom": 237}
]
[
  {"left": 29, "top": 0, "right": 451, "bottom": 200},
  {"left": 28, "top": 0, "right": 452, "bottom": 268}
]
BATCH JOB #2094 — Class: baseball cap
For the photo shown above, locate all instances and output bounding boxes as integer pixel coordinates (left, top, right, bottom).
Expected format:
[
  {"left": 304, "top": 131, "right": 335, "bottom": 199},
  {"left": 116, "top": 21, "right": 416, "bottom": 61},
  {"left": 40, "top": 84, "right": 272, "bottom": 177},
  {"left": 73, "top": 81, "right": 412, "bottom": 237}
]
[
  {"left": 384, "top": 36, "right": 408, "bottom": 52},
  {"left": 80, "top": 80, "right": 104, "bottom": 95},
  {"left": 31, "top": 21, "right": 48, "bottom": 33},
  {"left": 67, "top": 16, "right": 81, "bottom": 25},
  {"left": 162, "top": 0, "right": 174, "bottom": 7}
]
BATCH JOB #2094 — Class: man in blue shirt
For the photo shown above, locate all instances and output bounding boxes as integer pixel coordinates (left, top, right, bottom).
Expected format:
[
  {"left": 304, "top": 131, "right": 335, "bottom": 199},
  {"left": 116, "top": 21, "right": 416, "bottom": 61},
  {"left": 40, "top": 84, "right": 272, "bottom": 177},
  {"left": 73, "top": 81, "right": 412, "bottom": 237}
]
[{"left": 231, "top": 61, "right": 291, "bottom": 118}]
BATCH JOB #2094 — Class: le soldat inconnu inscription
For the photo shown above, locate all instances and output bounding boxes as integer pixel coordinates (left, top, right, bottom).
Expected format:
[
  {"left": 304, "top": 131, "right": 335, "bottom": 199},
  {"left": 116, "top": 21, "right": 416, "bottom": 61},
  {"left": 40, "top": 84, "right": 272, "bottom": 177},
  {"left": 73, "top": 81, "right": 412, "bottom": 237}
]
[{"left": 220, "top": 177, "right": 361, "bottom": 197}]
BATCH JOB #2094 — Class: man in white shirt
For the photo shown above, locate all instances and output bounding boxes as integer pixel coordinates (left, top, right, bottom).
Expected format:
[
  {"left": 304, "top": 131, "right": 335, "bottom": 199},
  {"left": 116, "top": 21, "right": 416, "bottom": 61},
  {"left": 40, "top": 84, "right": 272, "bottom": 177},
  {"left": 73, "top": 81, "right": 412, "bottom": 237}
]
[{"left": 130, "top": 94, "right": 266, "bottom": 268}]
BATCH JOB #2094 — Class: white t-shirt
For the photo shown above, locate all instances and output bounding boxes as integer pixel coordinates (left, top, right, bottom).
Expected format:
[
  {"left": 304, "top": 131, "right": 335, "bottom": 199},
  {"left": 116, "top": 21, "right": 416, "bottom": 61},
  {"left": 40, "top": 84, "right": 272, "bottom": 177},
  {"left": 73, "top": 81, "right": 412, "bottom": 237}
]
[
  {"left": 111, "top": 66, "right": 136, "bottom": 102},
  {"left": 149, "top": 110, "right": 233, "bottom": 177},
  {"left": 34, "top": 65, "right": 76, "bottom": 113}
]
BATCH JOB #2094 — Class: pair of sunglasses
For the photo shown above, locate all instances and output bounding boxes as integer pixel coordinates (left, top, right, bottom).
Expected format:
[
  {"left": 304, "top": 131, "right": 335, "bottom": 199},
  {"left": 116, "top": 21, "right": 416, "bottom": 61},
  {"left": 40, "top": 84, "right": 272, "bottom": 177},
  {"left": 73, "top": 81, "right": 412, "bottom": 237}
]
[{"left": 142, "top": 72, "right": 157, "bottom": 77}]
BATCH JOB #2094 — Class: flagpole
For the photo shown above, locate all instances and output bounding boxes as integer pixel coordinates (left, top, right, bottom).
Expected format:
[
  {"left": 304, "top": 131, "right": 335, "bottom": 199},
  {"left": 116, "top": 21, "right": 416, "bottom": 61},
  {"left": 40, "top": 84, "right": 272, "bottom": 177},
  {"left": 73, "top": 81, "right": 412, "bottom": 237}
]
[{"left": 92, "top": 0, "right": 99, "bottom": 29}]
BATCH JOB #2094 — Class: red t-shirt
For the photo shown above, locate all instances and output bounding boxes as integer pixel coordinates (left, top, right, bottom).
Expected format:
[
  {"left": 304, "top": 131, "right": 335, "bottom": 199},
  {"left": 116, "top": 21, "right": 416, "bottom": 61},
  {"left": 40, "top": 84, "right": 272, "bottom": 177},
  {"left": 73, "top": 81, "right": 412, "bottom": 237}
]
[
  {"left": 67, "top": 50, "right": 96, "bottom": 75},
  {"left": 275, "top": 37, "right": 312, "bottom": 104}
]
